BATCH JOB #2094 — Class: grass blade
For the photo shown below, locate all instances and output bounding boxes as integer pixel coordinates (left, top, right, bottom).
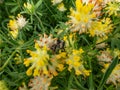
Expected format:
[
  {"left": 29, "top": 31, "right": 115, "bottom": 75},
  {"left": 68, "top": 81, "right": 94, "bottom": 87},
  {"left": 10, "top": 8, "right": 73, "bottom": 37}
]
[{"left": 98, "top": 57, "right": 118, "bottom": 90}]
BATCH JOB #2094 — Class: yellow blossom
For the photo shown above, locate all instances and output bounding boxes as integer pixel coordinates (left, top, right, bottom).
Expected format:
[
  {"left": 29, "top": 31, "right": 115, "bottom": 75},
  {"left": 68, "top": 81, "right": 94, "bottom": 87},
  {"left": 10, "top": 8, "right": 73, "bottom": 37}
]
[
  {"left": 57, "top": 3, "right": 66, "bottom": 12},
  {"left": 67, "top": 0, "right": 96, "bottom": 34},
  {"left": 89, "top": 18, "right": 113, "bottom": 37},
  {"left": 24, "top": 2, "right": 34, "bottom": 14},
  {"left": 113, "top": 49, "right": 120, "bottom": 59},
  {"left": 9, "top": 29, "right": 19, "bottom": 39},
  {"left": 26, "top": 67, "right": 33, "bottom": 76},
  {"left": 66, "top": 49, "right": 90, "bottom": 76},
  {"left": 105, "top": 1, "right": 120, "bottom": 16},
  {"left": 24, "top": 2, "right": 32, "bottom": 10},
  {"left": 8, "top": 19, "right": 18, "bottom": 31},
  {"left": 57, "top": 64, "right": 64, "bottom": 71},
  {"left": 51, "top": 0, "right": 63, "bottom": 5},
  {"left": 24, "top": 43, "right": 49, "bottom": 76}
]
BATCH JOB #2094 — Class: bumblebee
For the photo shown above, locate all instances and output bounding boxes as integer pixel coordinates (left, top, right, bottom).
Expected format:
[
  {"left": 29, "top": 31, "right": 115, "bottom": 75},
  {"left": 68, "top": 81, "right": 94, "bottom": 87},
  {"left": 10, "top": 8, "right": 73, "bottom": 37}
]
[{"left": 50, "top": 39, "right": 65, "bottom": 53}]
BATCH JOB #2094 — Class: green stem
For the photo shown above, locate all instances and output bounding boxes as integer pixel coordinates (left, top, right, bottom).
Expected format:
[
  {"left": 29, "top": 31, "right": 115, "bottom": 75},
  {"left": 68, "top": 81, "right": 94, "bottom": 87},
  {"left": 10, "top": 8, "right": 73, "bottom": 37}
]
[
  {"left": 74, "top": 76, "right": 88, "bottom": 90},
  {"left": 0, "top": 50, "right": 17, "bottom": 71},
  {"left": 0, "top": 30, "right": 15, "bottom": 46},
  {"left": 67, "top": 70, "right": 74, "bottom": 90},
  {"left": 34, "top": 13, "right": 45, "bottom": 33},
  {"left": 88, "top": 58, "right": 94, "bottom": 90},
  {"left": 43, "top": 0, "right": 54, "bottom": 15}
]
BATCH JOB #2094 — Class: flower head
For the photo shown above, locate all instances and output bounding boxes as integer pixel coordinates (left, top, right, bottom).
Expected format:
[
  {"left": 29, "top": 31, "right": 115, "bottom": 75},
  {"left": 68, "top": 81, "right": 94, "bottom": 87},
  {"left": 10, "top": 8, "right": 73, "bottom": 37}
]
[
  {"left": 16, "top": 14, "right": 27, "bottom": 29},
  {"left": 105, "top": 1, "right": 120, "bottom": 16},
  {"left": 57, "top": 3, "right": 66, "bottom": 12},
  {"left": 35, "top": 34, "right": 56, "bottom": 49},
  {"left": 51, "top": 0, "right": 63, "bottom": 5},
  {"left": 97, "top": 49, "right": 113, "bottom": 63},
  {"left": 89, "top": 18, "right": 113, "bottom": 37},
  {"left": 24, "top": 43, "right": 49, "bottom": 76},
  {"left": 24, "top": 41, "right": 61, "bottom": 76},
  {"left": 67, "top": 0, "right": 96, "bottom": 34},
  {"left": 66, "top": 49, "right": 90, "bottom": 76},
  {"left": 24, "top": 2, "right": 34, "bottom": 14},
  {"left": 50, "top": 52, "right": 67, "bottom": 71},
  {"left": 8, "top": 19, "right": 18, "bottom": 31},
  {"left": 82, "top": 0, "right": 104, "bottom": 16},
  {"left": 8, "top": 14, "right": 27, "bottom": 38},
  {"left": 28, "top": 75, "right": 52, "bottom": 90}
]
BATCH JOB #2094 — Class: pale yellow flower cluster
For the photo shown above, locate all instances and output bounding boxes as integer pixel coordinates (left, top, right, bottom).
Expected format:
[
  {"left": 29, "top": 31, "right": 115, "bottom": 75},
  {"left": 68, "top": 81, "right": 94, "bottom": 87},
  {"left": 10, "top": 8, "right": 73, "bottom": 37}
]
[
  {"left": 105, "top": 1, "right": 120, "bottom": 16},
  {"left": 51, "top": 0, "right": 66, "bottom": 12},
  {"left": 67, "top": 0, "right": 113, "bottom": 38},
  {"left": 24, "top": 2, "right": 34, "bottom": 14},
  {"left": 28, "top": 75, "right": 52, "bottom": 90},
  {"left": 89, "top": 18, "right": 113, "bottom": 37},
  {"left": 67, "top": 0, "right": 96, "bottom": 34},
  {"left": 35, "top": 34, "right": 56, "bottom": 48},
  {"left": 51, "top": 0, "right": 63, "bottom": 5},
  {"left": 8, "top": 14, "right": 27, "bottom": 38},
  {"left": 24, "top": 43, "right": 49, "bottom": 76},
  {"left": 57, "top": 3, "right": 66, "bottom": 11},
  {"left": 66, "top": 49, "right": 90, "bottom": 76}
]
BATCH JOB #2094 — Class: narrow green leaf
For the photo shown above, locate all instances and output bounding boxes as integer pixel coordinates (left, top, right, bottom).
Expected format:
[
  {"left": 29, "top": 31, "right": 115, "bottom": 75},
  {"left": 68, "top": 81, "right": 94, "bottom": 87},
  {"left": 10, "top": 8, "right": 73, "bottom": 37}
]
[
  {"left": 88, "top": 58, "right": 94, "bottom": 90},
  {"left": 98, "top": 57, "right": 118, "bottom": 90},
  {"left": 5, "top": 2, "right": 17, "bottom": 6},
  {"left": 74, "top": 76, "right": 88, "bottom": 90},
  {"left": 10, "top": 6, "right": 19, "bottom": 13},
  {"left": 35, "top": 0, "right": 43, "bottom": 9}
]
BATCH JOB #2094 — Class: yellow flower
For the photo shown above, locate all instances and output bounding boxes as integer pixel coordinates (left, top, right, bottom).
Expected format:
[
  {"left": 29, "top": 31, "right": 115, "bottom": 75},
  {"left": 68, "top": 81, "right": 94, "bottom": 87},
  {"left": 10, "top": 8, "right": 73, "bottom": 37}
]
[
  {"left": 67, "top": 0, "right": 96, "bottom": 34},
  {"left": 9, "top": 29, "right": 19, "bottom": 39},
  {"left": 57, "top": 64, "right": 64, "bottom": 71},
  {"left": 24, "top": 2, "right": 34, "bottom": 14},
  {"left": 66, "top": 49, "right": 90, "bottom": 76},
  {"left": 50, "top": 52, "right": 66, "bottom": 72},
  {"left": 8, "top": 19, "right": 18, "bottom": 31},
  {"left": 64, "top": 33, "right": 76, "bottom": 49},
  {"left": 26, "top": 67, "right": 33, "bottom": 76},
  {"left": 8, "top": 14, "right": 27, "bottom": 39},
  {"left": 105, "top": 1, "right": 120, "bottom": 16},
  {"left": 113, "top": 49, "right": 120, "bottom": 59},
  {"left": 24, "top": 2, "right": 32, "bottom": 10},
  {"left": 24, "top": 43, "right": 49, "bottom": 76},
  {"left": 89, "top": 18, "right": 113, "bottom": 37},
  {"left": 51, "top": 0, "right": 63, "bottom": 5},
  {"left": 57, "top": 3, "right": 66, "bottom": 12}
]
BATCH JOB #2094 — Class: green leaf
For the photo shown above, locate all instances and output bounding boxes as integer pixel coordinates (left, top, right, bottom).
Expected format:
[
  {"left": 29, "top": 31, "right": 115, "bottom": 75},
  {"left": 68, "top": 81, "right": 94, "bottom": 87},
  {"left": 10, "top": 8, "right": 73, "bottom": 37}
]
[
  {"left": 98, "top": 57, "right": 118, "bottom": 90},
  {"left": 10, "top": 6, "right": 19, "bottom": 13},
  {"left": 35, "top": 0, "right": 43, "bottom": 9},
  {"left": 88, "top": 58, "right": 94, "bottom": 90},
  {"left": 5, "top": 2, "right": 17, "bottom": 6}
]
